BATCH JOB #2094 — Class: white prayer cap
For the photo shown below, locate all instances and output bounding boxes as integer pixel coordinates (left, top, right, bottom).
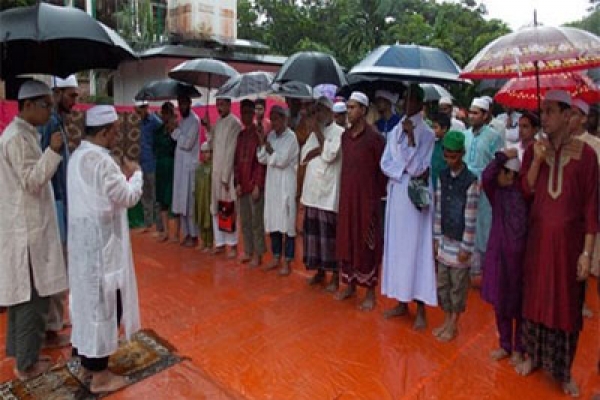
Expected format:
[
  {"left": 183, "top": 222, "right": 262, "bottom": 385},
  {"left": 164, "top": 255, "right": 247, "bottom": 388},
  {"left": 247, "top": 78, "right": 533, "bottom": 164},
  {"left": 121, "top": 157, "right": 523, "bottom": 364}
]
[
  {"left": 200, "top": 141, "right": 211, "bottom": 152},
  {"left": 348, "top": 91, "right": 369, "bottom": 107},
  {"left": 86, "top": 105, "right": 118, "bottom": 127},
  {"left": 439, "top": 96, "right": 453, "bottom": 106},
  {"left": 572, "top": 99, "right": 589, "bottom": 115},
  {"left": 470, "top": 97, "right": 489, "bottom": 111},
  {"left": 480, "top": 95, "right": 493, "bottom": 105},
  {"left": 332, "top": 101, "right": 347, "bottom": 113},
  {"left": 270, "top": 105, "right": 289, "bottom": 118},
  {"left": 504, "top": 157, "right": 521, "bottom": 173},
  {"left": 134, "top": 100, "right": 149, "bottom": 107},
  {"left": 18, "top": 79, "right": 52, "bottom": 100},
  {"left": 374, "top": 90, "right": 399, "bottom": 104},
  {"left": 544, "top": 90, "right": 572, "bottom": 106},
  {"left": 51, "top": 75, "right": 79, "bottom": 89},
  {"left": 215, "top": 93, "right": 233, "bottom": 101},
  {"left": 316, "top": 95, "right": 333, "bottom": 110}
]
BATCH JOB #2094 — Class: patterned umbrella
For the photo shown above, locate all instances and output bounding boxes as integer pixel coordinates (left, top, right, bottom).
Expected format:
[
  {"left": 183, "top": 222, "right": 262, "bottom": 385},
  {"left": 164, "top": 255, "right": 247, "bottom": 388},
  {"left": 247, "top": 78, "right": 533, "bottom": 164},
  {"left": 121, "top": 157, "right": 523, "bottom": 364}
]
[
  {"left": 494, "top": 71, "right": 600, "bottom": 111},
  {"left": 460, "top": 26, "right": 600, "bottom": 80},
  {"left": 215, "top": 71, "right": 274, "bottom": 99}
]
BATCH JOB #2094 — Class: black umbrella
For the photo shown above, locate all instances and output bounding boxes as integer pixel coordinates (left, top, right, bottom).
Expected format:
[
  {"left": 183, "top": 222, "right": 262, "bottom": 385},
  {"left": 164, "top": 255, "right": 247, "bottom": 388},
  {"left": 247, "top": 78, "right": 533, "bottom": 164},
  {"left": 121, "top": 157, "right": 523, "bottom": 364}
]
[
  {"left": 168, "top": 58, "right": 239, "bottom": 88},
  {"left": 135, "top": 79, "right": 201, "bottom": 101},
  {"left": 270, "top": 81, "right": 314, "bottom": 100},
  {"left": 338, "top": 73, "right": 406, "bottom": 99},
  {"left": 349, "top": 44, "right": 464, "bottom": 84},
  {"left": 0, "top": 2, "right": 136, "bottom": 79},
  {"left": 273, "top": 51, "right": 347, "bottom": 88}
]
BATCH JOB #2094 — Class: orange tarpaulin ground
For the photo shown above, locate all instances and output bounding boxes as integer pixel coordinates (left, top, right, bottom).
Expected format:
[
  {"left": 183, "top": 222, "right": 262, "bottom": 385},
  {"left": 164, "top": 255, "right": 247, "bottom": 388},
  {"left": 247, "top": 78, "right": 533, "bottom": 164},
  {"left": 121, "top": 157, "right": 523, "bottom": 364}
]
[{"left": 1, "top": 232, "right": 600, "bottom": 399}]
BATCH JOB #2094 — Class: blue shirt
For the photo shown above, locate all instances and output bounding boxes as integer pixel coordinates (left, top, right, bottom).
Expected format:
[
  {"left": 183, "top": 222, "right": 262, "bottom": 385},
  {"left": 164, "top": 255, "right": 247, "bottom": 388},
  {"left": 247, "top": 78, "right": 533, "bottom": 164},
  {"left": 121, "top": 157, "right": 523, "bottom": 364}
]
[
  {"left": 376, "top": 114, "right": 401, "bottom": 141},
  {"left": 140, "top": 112, "right": 162, "bottom": 173},
  {"left": 39, "top": 111, "right": 68, "bottom": 201}
]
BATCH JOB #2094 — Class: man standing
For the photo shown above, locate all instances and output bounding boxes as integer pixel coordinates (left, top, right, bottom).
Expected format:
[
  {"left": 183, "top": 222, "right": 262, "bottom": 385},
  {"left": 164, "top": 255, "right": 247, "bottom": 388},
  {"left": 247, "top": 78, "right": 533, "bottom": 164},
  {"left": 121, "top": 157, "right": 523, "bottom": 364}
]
[
  {"left": 171, "top": 95, "right": 200, "bottom": 247},
  {"left": 438, "top": 97, "right": 466, "bottom": 132},
  {"left": 515, "top": 91, "right": 598, "bottom": 397},
  {"left": 135, "top": 100, "right": 162, "bottom": 234},
  {"left": 203, "top": 95, "right": 242, "bottom": 257},
  {"left": 234, "top": 99, "right": 267, "bottom": 267},
  {"left": 254, "top": 98, "right": 271, "bottom": 135},
  {"left": 374, "top": 90, "right": 401, "bottom": 140},
  {"left": 68, "top": 105, "right": 143, "bottom": 394},
  {"left": 39, "top": 75, "right": 79, "bottom": 347},
  {"left": 0, "top": 80, "right": 68, "bottom": 380},
  {"left": 336, "top": 92, "right": 387, "bottom": 311},
  {"left": 464, "top": 98, "right": 504, "bottom": 275},
  {"left": 257, "top": 106, "right": 299, "bottom": 276},
  {"left": 381, "top": 85, "right": 437, "bottom": 329},
  {"left": 332, "top": 101, "right": 348, "bottom": 129},
  {"left": 301, "top": 96, "right": 344, "bottom": 291}
]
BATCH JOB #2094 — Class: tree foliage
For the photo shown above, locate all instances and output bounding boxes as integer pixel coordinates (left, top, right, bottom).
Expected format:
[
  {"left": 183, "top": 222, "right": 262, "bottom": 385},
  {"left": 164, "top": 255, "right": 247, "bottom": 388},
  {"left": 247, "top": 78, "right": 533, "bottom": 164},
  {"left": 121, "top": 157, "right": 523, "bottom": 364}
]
[
  {"left": 565, "top": 7, "right": 600, "bottom": 35},
  {"left": 0, "top": 0, "right": 36, "bottom": 11}
]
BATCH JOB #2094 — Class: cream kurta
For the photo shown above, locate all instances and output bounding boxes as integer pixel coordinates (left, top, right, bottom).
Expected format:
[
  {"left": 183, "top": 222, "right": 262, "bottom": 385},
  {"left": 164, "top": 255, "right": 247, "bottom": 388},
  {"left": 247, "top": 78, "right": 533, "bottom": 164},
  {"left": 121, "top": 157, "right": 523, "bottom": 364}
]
[
  {"left": 300, "top": 122, "right": 344, "bottom": 212},
  {"left": 0, "top": 117, "right": 67, "bottom": 306},
  {"left": 209, "top": 113, "right": 241, "bottom": 215},
  {"left": 68, "top": 141, "right": 143, "bottom": 358},
  {"left": 171, "top": 112, "right": 200, "bottom": 216},
  {"left": 257, "top": 128, "right": 299, "bottom": 235}
]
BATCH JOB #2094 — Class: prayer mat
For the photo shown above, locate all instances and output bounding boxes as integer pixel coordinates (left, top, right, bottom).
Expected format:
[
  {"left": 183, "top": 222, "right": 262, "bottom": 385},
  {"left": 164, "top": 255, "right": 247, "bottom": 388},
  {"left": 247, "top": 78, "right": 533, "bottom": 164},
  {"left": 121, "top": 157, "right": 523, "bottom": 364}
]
[{"left": 0, "top": 329, "right": 184, "bottom": 400}]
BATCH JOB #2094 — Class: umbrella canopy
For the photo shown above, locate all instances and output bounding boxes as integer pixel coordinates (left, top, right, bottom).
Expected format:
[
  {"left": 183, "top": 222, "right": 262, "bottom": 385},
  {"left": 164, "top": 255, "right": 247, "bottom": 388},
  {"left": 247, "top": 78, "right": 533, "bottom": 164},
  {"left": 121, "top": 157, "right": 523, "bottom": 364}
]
[
  {"left": 270, "top": 81, "right": 314, "bottom": 100},
  {"left": 337, "top": 73, "right": 406, "bottom": 99},
  {"left": 135, "top": 78, "right": 201, "bottom": 101},
  {"left": 215, "top": 71, "right": 274, "bottom": 99},
  {"left": 420, "top": 83, "right": 453, "bottom": 102},
  {"left": 349, "top": 44, "right": 463, "bottom": 84},
  {"left": 168, "top": 58, "right": 239, "bottom": 88},
  {"left": 0, "top": 2, "right": 136, "bottom": 79},
  {"left": 273, "top": 51, "right": 347, "bottom": 88},
  {"left": 460, "top": 26, "right": 600, "bottom": 80},
  {"left": 494, "top": 72, "right": 600, "bottom": 111}
]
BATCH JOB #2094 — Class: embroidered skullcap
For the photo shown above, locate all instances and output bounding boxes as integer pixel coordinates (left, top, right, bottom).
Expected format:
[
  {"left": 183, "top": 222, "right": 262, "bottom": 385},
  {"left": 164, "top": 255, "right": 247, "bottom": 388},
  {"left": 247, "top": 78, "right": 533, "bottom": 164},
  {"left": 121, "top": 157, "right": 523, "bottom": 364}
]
[
  {"left": 471, "top": 97, "right": 489, "bottom": 111},
  {"left": 348, "top": 91, "right": 369, "bottom": 107},
  {"left": 544, "top": 90, "right": 572, "bottom": 106},
  {"left": 504, "top": 157, "right": 521, "bottom": 173},
  {"left": 51, "top": 75, "right": 79, "bottom": 89},
  {"left": 18, "top": 80, "right": 52, "bottom": 100},
  {"left": 442, "top": 130, "right": 465, "bottom": 151},
  {"left": 332, "top": 101, "right": 347, "bottom": 113},
  {"left": 374, "top": 90, "right": 399, "bottom": 105},
  {"left": 572, "top": 99, "right": 589, "bottom": 115},
  {"left": 86, "top": 105, "right": 118, "bottom": 127},
  {"left": 439, "top": 96, "right": 453, "bottom": 106},
  {"left": 480, "top": 95, "right": 493, "bottom": 105},
  {"left": 270, "top": 105, "right": 289, "bottom": 118}
]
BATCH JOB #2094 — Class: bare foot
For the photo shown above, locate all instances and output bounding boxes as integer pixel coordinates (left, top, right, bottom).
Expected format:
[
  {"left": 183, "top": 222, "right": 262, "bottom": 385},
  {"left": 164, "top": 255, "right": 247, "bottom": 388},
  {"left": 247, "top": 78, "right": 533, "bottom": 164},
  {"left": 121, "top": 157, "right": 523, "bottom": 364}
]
[
  {"left": 432, "top": 323, "right": 448, "bottom": 338},
  {"left": 413, "top": 313, "right": 427, "bottom": 331},
  {"left": 169, "top": 237, "right": 180, "bottom": 244},
  {"left": 383, "top": 303, "right": 408, "bottom": 319},
  {"left": 562, "top": 379, "right": 580, "bottom": 397},
  {"left": 509, "top": 352, "right": 524, "bottom": 366},
  {"left": 211, "top": 246, "right": 225, "bottom": 255},
  {"left": 227, "top": 248, "right": 238, "bottom": 259},
  {"left": 156, "top": 233, "right": 168, "bottom": 243},
  {"left": 90, "top": 370, "right": 129, "bottom": 394},
  {"left": 239, "top": 254, "right": 252, "bottom": 263},
  {"left": 358, "top": 291, "right": 376, "bottom": 311},
  {"left": 202, "top": 247, "right": 212, "bottom": 253},
  {"left": 278, "top": 261, "right": 291, "bottom": 276},
  {"left": 43, "top": 332, "right": 70, "bottom": 349},
  {"left": 13, "top": 359, "right": 52, "bottom": 381},
  {"left": 307, "top": 270, "right": 325, "bottom": 286},
  {"left": 583, "top": 303, "right": 594, "bottom": 319},
  {"left": 437, "top": 326, "right": 457, "bottom": 342},
  {"left": 325, "top": 273, "right": 339, "bottom": 293},
  {"left": 335, "top": 285, "right": 356, "bottom": 301},
  {"left": 249, "top": 255, "right": 262, "bottom": 268},
  {"left": 490, "top": 348, "right": 510, "bottom": 361},
  {"left": 515, "top": 358, "right": 534, "bottom": 376},
  {"left": 196, "top": 244, "right": 206, "bottom": 251},
  {"left": 263, "top": 258, "right": 280, "bottom": 271}
]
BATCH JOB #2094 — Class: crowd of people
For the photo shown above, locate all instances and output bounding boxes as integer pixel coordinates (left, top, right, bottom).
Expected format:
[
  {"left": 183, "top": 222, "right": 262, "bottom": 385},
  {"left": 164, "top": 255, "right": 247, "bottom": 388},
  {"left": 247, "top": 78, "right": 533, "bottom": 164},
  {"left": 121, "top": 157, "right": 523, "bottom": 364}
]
[{"left": 0, "top": 74, "right": 600, "bottom": 397}]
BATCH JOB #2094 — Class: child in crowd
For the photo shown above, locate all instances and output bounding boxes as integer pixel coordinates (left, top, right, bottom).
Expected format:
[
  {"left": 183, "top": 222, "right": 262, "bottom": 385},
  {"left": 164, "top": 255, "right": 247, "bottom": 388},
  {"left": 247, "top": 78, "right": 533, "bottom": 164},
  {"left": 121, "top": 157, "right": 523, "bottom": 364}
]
[
  {"left": 481, "top": 149, "right": 527, "bottom": 364},
  {"left": 433, "top": 130, "right": 480, "bottom": 342},
  {"left": 431, "top": 113, "right": 451, "bottom": 191},
  {"left": 194, "top": 141, "right": 214, "bottom": 252}
]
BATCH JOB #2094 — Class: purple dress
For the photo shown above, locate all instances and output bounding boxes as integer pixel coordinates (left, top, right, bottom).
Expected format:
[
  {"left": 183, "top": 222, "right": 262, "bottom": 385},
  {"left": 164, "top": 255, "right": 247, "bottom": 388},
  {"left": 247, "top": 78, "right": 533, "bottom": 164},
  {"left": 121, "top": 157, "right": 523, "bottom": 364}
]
[{"left": 481, "top": 152, "right": 528, "bottom": 318}]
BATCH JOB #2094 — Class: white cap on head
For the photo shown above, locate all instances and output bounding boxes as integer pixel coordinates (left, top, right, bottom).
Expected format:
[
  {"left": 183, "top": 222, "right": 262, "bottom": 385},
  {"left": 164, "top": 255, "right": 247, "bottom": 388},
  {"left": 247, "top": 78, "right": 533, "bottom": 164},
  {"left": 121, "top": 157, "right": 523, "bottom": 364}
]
[
  {"left": 135, "top": 100, "right": 149, "bottom": 107},
  {"left": 572, "top": 98, "right": 589, "bottom": 115},
  {"left": 332, "top": 101, "right": 347, "bottom": 113},
  {"left": 215, "top": 94, "right": 233, "bottom": 101},
  {"left": 349, "top": 91, "right": 369, "bottom": 107},
  {"left": 18, "top": 80, "right": 52, "bottom": 100},
  {"left": 86, "top": 105, "right": 118, "bottom": 127},
  {"left": 471, "top": 97, "right": 490, "bottom": 111},
  {"left": 480, "top": 95, "right": 493, "bottom": 105},
  {"left": 374, "top": 90, "right": 399, "bottom": 105},
  {"left": 544, "top": 90, "right": 572, "bottom": 106},
  {"left": 504, "top": 157, "right": 521, "bottom": 173},
  {"left": 51, "top": 75, "right": 79, "bottom": 89},
  {"left": 316, "top": 95, "right": 333, "bottom": 110},
  {"left": 439, "top": 96, "right": 453, "bottom": 106},
  {"left": 270, "top": 105, "right": 290, "bottom": 118},
  {"left": 200, "top": 141, "right": 211, "bottom": 152}
]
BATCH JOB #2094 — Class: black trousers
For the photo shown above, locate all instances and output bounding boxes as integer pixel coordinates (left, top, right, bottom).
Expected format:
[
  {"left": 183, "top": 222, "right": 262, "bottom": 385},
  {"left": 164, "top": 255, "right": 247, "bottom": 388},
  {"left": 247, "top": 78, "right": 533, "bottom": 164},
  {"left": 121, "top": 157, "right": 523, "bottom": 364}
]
[{"left": 75, "top": 290, "right": 122, "bottom": 372}]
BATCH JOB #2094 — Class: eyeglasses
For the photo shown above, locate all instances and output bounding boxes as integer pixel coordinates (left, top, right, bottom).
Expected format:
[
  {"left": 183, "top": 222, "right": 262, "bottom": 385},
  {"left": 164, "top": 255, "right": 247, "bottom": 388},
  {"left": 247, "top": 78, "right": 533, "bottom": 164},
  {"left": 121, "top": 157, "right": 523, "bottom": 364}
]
[{"left": 34, "top": 100, "right": 52, "bottom": 109}]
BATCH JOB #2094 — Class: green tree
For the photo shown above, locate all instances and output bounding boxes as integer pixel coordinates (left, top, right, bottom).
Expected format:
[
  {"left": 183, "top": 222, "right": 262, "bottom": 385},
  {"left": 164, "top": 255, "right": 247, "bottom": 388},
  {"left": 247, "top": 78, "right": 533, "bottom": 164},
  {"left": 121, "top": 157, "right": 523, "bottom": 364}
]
[
  {"left": 565, "top": 7, "right": 600, "bottom": 35},
  {"left": 0, "top": 0, "right": 37, "bottom": 11},
  {"left": 115, "top": 0, "right": 162, "bottom": 50}
]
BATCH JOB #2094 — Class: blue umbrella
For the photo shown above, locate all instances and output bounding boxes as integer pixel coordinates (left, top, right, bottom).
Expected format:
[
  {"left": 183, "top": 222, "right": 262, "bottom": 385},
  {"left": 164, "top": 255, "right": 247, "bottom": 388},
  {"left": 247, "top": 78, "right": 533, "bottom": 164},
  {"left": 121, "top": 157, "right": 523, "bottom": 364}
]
[{"left": 349, "top": 44, "right": 463, "bottom": 84}]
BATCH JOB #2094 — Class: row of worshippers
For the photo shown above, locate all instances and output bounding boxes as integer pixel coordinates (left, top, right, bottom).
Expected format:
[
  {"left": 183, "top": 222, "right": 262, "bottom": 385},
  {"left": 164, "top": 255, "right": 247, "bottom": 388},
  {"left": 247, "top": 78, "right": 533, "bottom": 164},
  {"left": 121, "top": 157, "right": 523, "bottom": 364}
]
[{"left": 0, "top": 79, "right": 143, "bottom": 393}]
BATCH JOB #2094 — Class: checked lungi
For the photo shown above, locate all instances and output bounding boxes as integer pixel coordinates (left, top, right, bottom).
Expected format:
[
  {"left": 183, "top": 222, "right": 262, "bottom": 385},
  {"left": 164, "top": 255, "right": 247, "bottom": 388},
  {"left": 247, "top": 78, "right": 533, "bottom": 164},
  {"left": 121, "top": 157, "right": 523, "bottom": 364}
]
[{"left": 303, "top": 206, "right": 338, "bottom": 271}]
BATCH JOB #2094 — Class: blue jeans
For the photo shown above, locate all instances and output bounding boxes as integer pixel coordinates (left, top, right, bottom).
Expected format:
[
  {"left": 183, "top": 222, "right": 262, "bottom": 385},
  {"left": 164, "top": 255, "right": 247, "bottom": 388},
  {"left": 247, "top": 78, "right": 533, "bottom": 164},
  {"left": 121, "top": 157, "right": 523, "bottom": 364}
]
[{"left": 270, "top": 232, "right": 295, "bottom": 261}]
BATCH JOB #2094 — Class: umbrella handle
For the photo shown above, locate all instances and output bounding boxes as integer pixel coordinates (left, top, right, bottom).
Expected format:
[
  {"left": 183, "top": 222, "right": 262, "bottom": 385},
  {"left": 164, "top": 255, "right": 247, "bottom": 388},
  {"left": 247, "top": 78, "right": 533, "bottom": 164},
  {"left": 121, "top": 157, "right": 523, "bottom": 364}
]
[{"left": 205, "top": 73, "right": 212, "bottom": 118}]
